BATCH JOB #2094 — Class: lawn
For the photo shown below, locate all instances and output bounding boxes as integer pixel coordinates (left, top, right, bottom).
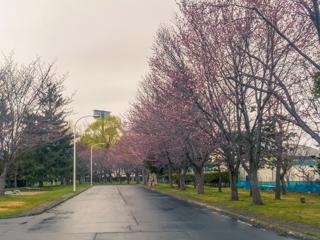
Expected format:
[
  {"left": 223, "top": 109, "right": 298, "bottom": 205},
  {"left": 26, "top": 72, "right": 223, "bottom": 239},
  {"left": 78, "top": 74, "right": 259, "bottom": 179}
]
[
  {"left": 154, "top": 184, "right": 320, "bottom": 228},
  {"left": 0, "top": 184, "right": 90, "bottom": 218}
]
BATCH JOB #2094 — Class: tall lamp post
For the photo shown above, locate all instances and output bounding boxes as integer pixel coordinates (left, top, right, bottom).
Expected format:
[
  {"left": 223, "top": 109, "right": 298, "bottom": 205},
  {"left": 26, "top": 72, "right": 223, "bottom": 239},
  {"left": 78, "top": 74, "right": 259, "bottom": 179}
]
[
  {"left": 73, "top": 110, "right": 110, "bottom": 192},
  {"left": 90, "top": 143, "right": 105, "bottom": 186}
]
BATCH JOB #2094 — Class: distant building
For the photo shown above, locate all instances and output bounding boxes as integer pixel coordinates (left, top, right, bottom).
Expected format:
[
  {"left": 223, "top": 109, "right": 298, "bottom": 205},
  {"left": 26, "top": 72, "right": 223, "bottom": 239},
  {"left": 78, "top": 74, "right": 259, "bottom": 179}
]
[{"left": 239, "top": 145, "right": 320, "bottom": 182}]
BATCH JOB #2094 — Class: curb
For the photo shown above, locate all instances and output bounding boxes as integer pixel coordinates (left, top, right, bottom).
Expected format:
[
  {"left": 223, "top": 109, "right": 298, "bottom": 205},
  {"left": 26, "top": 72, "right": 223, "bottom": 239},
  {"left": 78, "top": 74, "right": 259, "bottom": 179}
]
[
  {"left": 145, "top": 187, "right": 318, "bottom": 240},
  {"left": 16, "top": 186, "right": 92, "bottom": 218}
]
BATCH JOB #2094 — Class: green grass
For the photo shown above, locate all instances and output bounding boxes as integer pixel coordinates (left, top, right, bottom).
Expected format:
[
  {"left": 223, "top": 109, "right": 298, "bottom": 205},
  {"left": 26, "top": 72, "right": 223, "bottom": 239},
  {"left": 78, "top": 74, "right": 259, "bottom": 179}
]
[
  {"left": 0, "top": 184, "right": 89, "bottom": 218},
  {"left": 155, "top": 184, "right": 320, "bottom": 228}
]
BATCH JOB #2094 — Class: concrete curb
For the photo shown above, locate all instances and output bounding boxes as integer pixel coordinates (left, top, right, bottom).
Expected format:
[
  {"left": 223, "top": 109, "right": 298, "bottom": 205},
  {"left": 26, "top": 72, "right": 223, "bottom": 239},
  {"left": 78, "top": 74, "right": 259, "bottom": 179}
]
[
  {"left": 15, "top": 186, "right": 92, "bottom": 218},
  {"left": 145, "top": 187, "right": 318, "bottom": 240}
]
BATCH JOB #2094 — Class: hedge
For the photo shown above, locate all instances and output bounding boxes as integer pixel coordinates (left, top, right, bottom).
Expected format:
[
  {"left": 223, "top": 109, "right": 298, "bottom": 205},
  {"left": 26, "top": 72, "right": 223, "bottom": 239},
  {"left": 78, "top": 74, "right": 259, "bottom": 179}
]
[{"left": 172, "top": 171, "right": 229, "bottom": 186}]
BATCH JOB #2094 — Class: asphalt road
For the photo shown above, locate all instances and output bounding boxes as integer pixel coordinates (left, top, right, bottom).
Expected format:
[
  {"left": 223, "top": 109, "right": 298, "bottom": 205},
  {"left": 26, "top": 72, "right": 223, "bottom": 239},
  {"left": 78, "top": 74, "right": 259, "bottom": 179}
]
[{"left": 0, "top": 186, "right": 294, "bottom": 240}]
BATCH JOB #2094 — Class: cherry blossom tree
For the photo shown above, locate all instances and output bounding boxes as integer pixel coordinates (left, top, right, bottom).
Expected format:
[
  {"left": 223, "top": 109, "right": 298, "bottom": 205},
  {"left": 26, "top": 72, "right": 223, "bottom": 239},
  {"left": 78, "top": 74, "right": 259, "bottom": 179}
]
[
  {"left": 123, "top": 0, "right": 319, "bottom": 205},
  {"left": 205, "top": 0, "right": 320, "bottom": 146},
  {"left": 126, "top": 25, "right": 221, "bottom": 194},
  {"left": 107, "top": 131, "right": 144, "bottom": 184}
]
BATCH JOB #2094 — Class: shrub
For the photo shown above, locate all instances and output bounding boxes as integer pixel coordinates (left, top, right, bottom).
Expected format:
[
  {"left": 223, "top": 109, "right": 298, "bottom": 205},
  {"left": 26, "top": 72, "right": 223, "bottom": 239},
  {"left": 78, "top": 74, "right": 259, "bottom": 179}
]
[{"left": 172, "top": 171, "right": 229, "bottom": 186}]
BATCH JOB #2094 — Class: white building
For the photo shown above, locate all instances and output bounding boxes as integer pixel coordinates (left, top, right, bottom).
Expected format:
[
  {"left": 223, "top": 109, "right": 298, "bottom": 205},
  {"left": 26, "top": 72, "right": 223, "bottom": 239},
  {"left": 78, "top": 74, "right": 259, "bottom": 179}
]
[{"left": 239, "top": 146, "right": 320, "bottom": 182}]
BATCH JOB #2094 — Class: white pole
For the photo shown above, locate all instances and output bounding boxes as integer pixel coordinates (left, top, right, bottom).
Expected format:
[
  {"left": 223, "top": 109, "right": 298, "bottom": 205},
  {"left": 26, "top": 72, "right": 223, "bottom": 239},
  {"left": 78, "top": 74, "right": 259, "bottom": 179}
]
[
  {"left": 90, "top": 146, "right": 93, "bottom": 186},
  {"left": 72, "top": 113, "right": 104, "bottom": 192},
  {"left": 73, "top": 127, "right": 76, "bottom": 192}
]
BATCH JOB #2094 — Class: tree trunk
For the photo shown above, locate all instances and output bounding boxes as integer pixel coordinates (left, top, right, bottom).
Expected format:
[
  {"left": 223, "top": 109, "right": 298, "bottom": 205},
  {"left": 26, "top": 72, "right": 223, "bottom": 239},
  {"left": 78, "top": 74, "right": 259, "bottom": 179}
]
[
  {"left": 168, "top": 164, "right": 173, "bottom": 188},
  {"left": 0, "top": 163, "right": 8, "bottom": 195},
  {"left": 275, "top": 159, "right": 281, "bottom": 200},
  {"left": 245, "top": 175, "right": 253, "bottom": 196},
  {"left": 142, "top": 169, "right": 147, "bottom": 185},
  {"left": 194, "top": 167, "right": 204, "bottom": 194},
  {"left": 229, "top": 172, "right": 239, "bottom": 200},
  {"left": 0, "top": 173, "right": 6, "bottom": 196},
  {"left": 104, "top": 173, "right": 107, "bottom": 183},
  {"left": 280, "top": 175, "right": 287, "bottom": 195},
  {"left": 135, "top": 171, "right": 140, "bottom": 184},
  {"left": 39, "top": 180, "right": 44, "bottom": 187},
  {"left": 218, "top": 167, "right": 222, "bottom": 192},
  {"left": 179, "top": 168, "right": 186, "bottom": 191},
  {"left": 14, "top": 169, "right": 18, "bottom": 188},
  {"left": 242, "top": 164, "right": 252, "bottom": 196},
  {"left": 250, "top": 169, "right": 263, "bottom": 205},
  {"left": 100, "top": 172, "right": 103, "bottom": 183},
  {"left": 177, "top": 169, "right": 181, "bottom": 189},
  {"left": 275, "top": 124, "right": 284, "bottom": 200},
  {"left": 118, "top": 173, "right": 121, "bottom": 183},
  {"left": 126, "top": 173, "right": 130, "bottom": 184}
]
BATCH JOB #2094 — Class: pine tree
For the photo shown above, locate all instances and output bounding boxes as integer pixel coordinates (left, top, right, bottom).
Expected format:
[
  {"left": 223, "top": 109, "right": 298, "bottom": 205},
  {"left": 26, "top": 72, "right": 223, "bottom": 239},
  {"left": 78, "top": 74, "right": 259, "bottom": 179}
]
[{"left": 17, "top": 78, "right": 73, "bottom": 186}]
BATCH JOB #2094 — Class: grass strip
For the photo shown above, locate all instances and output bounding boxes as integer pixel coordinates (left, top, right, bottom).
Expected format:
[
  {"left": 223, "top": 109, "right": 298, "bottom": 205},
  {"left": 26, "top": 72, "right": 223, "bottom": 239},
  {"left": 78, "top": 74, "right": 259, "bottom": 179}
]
[{"left": 0, "top": 184, "right": 90, "bottom": 218}]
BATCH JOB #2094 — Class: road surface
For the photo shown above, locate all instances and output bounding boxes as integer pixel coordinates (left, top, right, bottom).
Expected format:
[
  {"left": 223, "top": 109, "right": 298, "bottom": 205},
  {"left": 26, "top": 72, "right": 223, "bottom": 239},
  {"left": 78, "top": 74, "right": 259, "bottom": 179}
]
[{"left": 0, "top": 186, "right": 293, "bottom": 240}]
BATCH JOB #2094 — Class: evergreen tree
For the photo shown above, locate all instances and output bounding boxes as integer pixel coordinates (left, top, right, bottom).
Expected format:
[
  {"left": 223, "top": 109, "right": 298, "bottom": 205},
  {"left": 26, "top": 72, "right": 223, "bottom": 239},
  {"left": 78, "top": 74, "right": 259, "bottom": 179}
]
[{"left": 16, "top": 77, "right": 72, "bottom": 186}]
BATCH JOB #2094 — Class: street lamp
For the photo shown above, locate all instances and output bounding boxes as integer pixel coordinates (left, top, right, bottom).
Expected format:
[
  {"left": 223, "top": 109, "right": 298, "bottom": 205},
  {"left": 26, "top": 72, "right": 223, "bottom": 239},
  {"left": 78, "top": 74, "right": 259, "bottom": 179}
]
[
  {"left": 73, "top": 110, "right": 110, "bottom": 192},
  {"left": 90, "top": 143, "right": 105, "bottom": 186}
]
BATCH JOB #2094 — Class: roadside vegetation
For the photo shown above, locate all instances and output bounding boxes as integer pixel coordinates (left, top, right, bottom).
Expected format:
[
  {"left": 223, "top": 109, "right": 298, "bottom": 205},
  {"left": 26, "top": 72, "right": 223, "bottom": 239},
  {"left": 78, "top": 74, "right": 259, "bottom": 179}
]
[
  {"left": 155, "top": 184, "right": 320, "bottom": 228},
  {"left": 1, "top": 2, "right": 320, "bottom": 238},
  {"left": 120, "top": 0, "right": 320, "bottom": 208},
  {"left": 0, "top": 184, "right": 89, "bottom": 218}
]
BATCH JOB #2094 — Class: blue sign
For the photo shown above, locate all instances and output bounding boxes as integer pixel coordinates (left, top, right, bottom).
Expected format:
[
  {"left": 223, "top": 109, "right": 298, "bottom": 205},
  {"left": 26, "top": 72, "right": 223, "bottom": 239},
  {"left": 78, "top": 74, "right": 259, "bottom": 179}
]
[{"left": 93, "top": 110, "right": 110, "bottom": 118}]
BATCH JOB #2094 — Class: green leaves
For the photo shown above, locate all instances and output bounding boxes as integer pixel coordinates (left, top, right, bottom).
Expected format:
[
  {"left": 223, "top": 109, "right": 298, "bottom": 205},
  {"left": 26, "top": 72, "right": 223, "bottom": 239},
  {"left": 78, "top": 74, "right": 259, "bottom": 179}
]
[
  {"left": 18, "top": 136, "right": 72, "bottom": 184},
  {"left": 312, "top": 72, "right": 320, "bottom": 98},
  {"left": 80, "top": 115, "right": 122, "bottom": 148}
]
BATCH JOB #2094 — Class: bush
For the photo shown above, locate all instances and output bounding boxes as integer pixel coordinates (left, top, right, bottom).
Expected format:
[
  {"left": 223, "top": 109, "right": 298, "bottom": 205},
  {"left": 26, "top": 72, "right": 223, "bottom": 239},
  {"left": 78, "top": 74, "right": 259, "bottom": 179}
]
[
  {"left": 173, "top": 171, "right": 229, "bottom": 186},
  {"left": 204, "top": 172, "right": 229, "bottom": 185}
]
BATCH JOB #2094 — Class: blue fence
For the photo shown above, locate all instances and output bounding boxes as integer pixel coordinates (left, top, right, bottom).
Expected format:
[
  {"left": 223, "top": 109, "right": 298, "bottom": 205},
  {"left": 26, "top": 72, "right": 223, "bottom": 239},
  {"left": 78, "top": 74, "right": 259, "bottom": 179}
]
[{"left": 237, "top": 180, "right": 320, "bottom": 193}]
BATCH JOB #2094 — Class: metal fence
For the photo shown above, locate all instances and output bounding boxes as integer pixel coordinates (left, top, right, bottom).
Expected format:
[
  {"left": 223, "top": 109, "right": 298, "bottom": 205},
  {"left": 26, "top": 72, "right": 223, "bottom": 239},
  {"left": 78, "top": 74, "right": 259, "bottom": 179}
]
[{"left": 237, "top": 180, "right": 320, "bottom": 193}]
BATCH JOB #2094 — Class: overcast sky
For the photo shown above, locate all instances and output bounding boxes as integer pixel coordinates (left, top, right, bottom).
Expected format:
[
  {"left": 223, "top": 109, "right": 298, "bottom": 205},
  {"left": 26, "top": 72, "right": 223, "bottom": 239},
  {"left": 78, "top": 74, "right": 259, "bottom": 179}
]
[{"left": 0, "top": 0, "right": 177, "bottom": 122}]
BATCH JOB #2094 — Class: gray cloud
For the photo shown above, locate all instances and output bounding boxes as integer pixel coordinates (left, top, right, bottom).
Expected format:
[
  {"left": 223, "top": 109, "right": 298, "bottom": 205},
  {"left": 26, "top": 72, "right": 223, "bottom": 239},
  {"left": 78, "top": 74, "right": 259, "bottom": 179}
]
[{"left": 0, "top": 0, "right": 177, "bottom": 121}]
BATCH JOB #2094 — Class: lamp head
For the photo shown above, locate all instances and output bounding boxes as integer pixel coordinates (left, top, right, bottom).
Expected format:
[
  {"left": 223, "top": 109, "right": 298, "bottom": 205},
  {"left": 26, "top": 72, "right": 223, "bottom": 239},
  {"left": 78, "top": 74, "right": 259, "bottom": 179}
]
[{"left": 93, "top": 109, "right": 110, "bottom": 119}]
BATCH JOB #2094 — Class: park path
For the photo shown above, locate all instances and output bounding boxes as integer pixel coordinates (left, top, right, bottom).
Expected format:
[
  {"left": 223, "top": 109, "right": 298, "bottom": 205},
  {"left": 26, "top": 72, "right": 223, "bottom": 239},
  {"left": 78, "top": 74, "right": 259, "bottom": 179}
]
[{"left": 0, "top": 185, "right": 293, "bottom": 240}]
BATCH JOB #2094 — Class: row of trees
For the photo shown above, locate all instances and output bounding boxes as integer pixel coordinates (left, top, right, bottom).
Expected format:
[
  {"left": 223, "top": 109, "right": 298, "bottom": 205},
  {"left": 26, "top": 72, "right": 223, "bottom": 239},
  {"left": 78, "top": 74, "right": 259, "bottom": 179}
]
[
  {"left": 0, "top": 57, "right": 71, "bottom": 194},
  {"left": 115, "top": 0, "right": 320, "bottom": 205},
  {"left": 77, "top": 116, "right": 144, "bottom": 184}
]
